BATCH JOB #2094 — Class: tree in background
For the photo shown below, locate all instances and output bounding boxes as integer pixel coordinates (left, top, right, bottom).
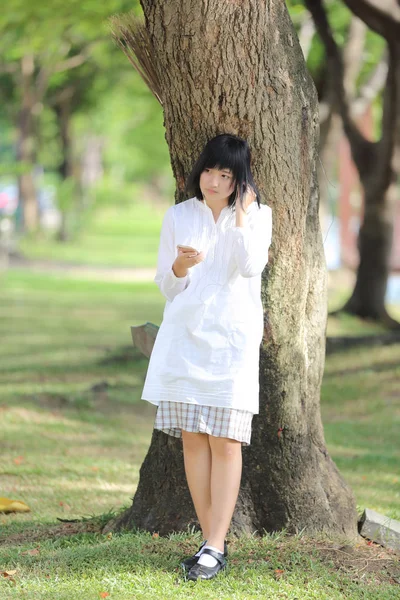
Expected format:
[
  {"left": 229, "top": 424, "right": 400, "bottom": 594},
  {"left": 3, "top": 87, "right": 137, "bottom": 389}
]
[
  {"left": 305, "top": 0, "right": 400, "bottom": 327},
  {"left": 108, "top": 1, "right": 357, "bottom": 537},
  {"left": 0, "top": 0, "right": 138, "bottom": 233}
]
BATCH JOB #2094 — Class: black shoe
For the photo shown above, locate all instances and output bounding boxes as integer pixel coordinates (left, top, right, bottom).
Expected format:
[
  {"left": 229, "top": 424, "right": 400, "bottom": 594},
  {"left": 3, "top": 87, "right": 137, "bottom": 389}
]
[
  {"left": 187, "top": 547, "right": 227, "bottom": 581},
  {"left": 181, "top": 540, "right": 228, "bottom": 571}
]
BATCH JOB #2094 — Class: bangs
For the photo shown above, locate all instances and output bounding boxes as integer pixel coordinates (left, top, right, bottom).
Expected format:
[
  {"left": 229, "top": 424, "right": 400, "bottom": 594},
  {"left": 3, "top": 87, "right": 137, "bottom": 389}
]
[
  {"left": 202, "top": 146, "right": 243, "bottom": 182},
  {"left": 186, "top": 133, "right": 261, "bottom": 208}
]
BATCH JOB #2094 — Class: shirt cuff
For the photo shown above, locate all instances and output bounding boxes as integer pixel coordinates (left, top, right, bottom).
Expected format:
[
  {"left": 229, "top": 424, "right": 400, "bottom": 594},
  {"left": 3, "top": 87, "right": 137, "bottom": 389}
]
[
  {"left": 169, "top": 266, "right": 189, "bottom": 283},
  {"left": 164, "top": 267, "right": 190, "bottom": 296}
]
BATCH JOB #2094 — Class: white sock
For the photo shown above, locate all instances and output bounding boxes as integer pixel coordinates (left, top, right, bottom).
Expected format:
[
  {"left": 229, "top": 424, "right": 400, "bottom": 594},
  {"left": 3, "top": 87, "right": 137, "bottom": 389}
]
[
  {"left": 197, "top": 545, "right": 222, "bottom": 568},
  {"left": 194, "top": 540, "right": 207, "bottom": 557}
]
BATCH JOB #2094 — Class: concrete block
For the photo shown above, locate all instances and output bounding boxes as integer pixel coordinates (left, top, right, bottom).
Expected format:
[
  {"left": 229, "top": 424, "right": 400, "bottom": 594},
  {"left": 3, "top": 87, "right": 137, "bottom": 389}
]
[{"left": 359, "top": 508, "right": 400, "bottom": 553}]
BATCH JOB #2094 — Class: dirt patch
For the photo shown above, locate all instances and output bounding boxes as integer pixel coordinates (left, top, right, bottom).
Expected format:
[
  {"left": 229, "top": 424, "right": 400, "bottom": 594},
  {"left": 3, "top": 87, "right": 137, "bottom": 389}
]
[
  {"left": 326, "top": 334, "right": 400, "bottom": 355},
  {"left": 24, "top": 383, "right": 154, "bottom": 419},
  {"left": 313, "top": 537, "right": 400, "bottom": 586}
]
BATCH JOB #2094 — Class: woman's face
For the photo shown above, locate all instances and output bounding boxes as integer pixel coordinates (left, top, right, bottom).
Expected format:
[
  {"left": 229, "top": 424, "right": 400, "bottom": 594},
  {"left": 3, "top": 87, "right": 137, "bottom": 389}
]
[{"left": 199, "top": 167, "right": 235, "bottom": 203}]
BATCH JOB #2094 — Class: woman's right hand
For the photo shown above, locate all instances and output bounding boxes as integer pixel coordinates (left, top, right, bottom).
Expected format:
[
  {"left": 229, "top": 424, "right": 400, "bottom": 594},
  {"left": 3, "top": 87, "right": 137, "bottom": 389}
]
[{"left": 172, "top": 246, "right": 205, "bottom": 277}]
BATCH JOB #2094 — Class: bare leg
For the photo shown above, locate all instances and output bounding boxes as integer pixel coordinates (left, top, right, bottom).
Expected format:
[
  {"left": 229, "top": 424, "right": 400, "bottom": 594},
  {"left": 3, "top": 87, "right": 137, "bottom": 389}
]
[
  {"left": 206, "top": 436, "right": 242, "bottom": 552},
  {"left": 181, "top": 430, "right": 212, "bottom": 540}
]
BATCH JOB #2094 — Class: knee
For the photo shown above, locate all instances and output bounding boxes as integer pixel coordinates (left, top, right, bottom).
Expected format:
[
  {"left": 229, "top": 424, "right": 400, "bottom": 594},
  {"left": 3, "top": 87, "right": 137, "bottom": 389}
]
[
  {"left": 209, "top": 436, "right": 241, "bottom": 459},
  {"left": 182, "top": 430, "right": 209, "bottom": 453}
]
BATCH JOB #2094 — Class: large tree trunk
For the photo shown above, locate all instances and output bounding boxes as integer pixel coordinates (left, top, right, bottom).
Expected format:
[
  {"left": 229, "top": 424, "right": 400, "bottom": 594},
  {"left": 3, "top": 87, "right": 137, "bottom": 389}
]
[
  {"left": 343, "top": 156, "right": 398, "bottom": 325},
  {"left": 110, "top": 0, "right": 357, "bottom": 537}
]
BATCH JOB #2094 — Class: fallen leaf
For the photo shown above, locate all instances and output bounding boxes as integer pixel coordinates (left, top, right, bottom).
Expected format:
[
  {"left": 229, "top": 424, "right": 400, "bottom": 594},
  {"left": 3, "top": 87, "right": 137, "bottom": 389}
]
[
  {"left": 0, "top": 497, "right": 30, "bottom": 513},
  {"left": 0, "top": 571, "right": 16, "bottom": 585},
  {"left": 274, "top": 568, "right": 285, "bottom": 579},
  {"left": 21, "top": 548, "right": 40, "bottom": 556}
]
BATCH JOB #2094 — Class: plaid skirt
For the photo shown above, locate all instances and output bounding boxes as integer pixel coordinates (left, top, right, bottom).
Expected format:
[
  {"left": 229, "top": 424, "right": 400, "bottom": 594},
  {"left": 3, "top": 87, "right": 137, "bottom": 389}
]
[{"left": 154, "top": 401, "right": 253, "bottom": 446}]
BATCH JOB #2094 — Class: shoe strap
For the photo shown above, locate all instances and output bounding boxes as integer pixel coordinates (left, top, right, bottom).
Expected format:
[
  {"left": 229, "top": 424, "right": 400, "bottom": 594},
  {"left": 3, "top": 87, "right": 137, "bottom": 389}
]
[{"left": 201, "top": 548, "right": 225, "bottom": 564}]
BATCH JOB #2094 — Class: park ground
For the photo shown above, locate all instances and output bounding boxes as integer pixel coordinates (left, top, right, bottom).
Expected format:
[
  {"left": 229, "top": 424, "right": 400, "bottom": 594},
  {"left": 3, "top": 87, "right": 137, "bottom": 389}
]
[{"left": 1, "top": 202, "right": 400, "bottom": 599}]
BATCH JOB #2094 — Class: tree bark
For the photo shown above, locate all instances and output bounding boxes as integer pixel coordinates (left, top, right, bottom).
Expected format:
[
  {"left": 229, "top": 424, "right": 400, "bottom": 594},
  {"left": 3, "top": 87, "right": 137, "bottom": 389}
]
[{"left": 110, "top": 0, "right": 357, "bottom": 537}]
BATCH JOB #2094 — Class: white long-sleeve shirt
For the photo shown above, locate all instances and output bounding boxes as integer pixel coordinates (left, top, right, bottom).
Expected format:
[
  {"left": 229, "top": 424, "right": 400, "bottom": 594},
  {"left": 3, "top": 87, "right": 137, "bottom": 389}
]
[{"left": 141, "top": 196, "right": 272, "bottom": 414}]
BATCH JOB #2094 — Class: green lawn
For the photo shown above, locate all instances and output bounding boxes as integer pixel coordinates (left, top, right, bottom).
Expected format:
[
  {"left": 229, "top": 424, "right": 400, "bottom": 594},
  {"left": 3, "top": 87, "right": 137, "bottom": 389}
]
[
  {"left": 18, "top": 201, "right": 166, "bottom": 268},
  {"left": 0, "top": 270, "right": 399, "bottom": 599}
]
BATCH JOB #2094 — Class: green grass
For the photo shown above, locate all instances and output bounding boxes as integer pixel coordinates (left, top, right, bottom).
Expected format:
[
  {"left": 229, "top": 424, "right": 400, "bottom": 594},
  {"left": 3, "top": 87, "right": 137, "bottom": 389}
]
[
  {"left": 326, "top": 311, "right": 400, "bottom": 336},
  {"left": 1, "top": 529, "right": 398, "bottom": 600},
  {"left": 18, "top": 201, "right": 166, "bottom": 267},
  {"left": 1, "top": 271, "right": 399, "bottom": 599}
]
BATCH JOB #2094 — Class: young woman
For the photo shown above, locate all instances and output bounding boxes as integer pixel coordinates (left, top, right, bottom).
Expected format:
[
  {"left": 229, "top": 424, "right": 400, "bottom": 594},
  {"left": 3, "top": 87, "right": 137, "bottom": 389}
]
[{"left": 141, "top": 133, "right": 272, "bottom": 581}]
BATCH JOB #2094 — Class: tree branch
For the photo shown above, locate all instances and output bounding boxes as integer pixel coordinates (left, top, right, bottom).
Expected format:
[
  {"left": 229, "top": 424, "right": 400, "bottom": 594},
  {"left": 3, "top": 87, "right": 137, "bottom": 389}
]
[
  {"left": 343, "top": 0, "right": 400, "bottom": 40},
  {"left": 352, "top": 54, "right": 388, "bottom": 116},
  {"left": 343, "top": 17, "right": 366, "bottom": 99},
  {"left": 52, "top": 53, "right": 89, "bottom": 74}
]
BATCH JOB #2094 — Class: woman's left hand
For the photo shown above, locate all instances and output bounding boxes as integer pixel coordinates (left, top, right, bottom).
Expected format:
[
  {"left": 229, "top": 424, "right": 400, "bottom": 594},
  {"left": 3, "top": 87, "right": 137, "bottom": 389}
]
[
  {"left": 235, "top": 185, "right": 256, "bottom": 227},
  {"left": 238, "top": 185, "right": 256, "bottom": 212}
]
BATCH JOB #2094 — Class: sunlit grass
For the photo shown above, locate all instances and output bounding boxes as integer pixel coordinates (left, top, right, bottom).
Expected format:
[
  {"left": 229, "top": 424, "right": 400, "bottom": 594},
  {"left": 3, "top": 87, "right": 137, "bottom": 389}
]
[
  {"left": 18, "top": 200, "right": 167, "bottom": 267},
  {"left": 1, "top": 529, "right": 398, "bottom": 600}
]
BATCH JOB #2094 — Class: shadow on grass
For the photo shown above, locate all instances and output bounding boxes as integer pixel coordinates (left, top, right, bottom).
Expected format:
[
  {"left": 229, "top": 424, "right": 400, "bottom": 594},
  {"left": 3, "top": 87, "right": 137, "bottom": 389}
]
[{"left": 324, "top": 358, "right": 400, "bottom": 379}]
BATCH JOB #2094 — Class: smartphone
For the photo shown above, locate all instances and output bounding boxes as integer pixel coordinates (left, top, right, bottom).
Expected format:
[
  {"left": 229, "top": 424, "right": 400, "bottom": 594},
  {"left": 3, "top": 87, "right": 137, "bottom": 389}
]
[{"left": 177, "top": 244, "right": 198, "bottom": 252}]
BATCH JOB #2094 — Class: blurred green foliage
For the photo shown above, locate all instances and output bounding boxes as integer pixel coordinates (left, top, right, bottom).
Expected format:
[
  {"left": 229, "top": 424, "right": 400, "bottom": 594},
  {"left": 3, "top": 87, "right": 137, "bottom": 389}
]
[{"left": 0, "top": 0, "right": 172, "bottom": 202}]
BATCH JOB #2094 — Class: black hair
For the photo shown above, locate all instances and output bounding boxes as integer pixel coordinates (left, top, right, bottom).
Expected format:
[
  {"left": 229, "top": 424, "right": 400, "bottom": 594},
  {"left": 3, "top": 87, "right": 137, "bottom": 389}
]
[{"left": 186, "top": 133, "right": 260, "bottom": 210}]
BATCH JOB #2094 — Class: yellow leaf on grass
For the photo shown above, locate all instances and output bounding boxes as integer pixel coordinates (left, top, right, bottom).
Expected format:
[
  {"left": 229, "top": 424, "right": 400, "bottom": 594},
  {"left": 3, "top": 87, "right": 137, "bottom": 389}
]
[{"left": 0, "top": 497, "right": 31, "bottom": 513}]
